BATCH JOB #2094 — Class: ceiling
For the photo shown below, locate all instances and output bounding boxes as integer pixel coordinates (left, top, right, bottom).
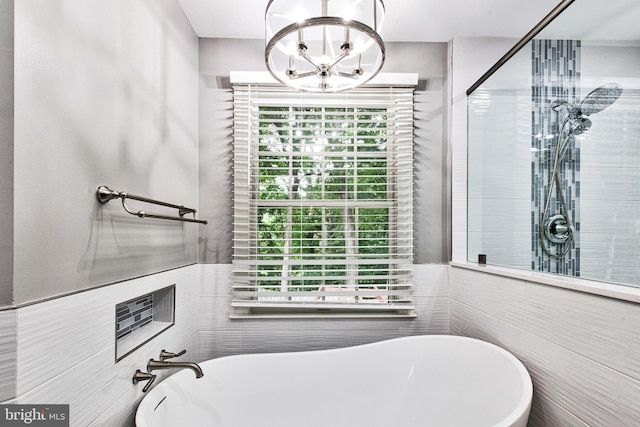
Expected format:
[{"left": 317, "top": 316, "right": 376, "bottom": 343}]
[{"left": 177, "top": 0, "right": 563, "bottom": 42}]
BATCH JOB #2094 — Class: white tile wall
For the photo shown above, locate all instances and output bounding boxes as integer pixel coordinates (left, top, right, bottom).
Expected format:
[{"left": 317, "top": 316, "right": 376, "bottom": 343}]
[
  {"left": 579, "top": 46, "right": 640, "bottom": 287},
  {"left": 450, "top": 268, "right": 527, "bottom": 362},
  {"left": 198, "top": 264, "right": 450, "bottom": 361},
  {"left": 0, "top": 309, "right": 16, "bottom": 402},
  {"left": 529, "top": 391, "right": 589, "bottom": 427},
  {"left": 10, "top": 259, "right": 640, "bottom": 426},
  {"left": 450, "top": 265, "right": 640, "bottom": 426},
  {"left": 450, "top": 37, "right": 518, "bottom": 263},
  {"left": 467, "top": 82, "right": 532, "bottom": 269},
  {"left": 14, "top": 265, "right": 199, "bottom": 427}
]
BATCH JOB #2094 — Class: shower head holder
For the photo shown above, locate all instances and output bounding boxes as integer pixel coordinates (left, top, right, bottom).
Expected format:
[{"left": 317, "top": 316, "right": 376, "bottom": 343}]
[{"left": 551, "top": 101, "right": 582, "bottom": 120}]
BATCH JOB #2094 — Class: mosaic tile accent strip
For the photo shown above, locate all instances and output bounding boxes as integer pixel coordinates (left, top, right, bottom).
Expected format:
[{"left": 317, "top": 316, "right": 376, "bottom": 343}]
[
  {"left": 531, "top": 39, "right": 581, "bottom": 276},
  {"left": 115, "top": 294, "right": 153, "bottom": 340}
]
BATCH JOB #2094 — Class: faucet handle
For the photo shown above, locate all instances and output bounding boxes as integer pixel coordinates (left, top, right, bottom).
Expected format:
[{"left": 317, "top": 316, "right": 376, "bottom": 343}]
[
  {"left": 133, "top": 369, "right": 156, "bottom": 393},
  {"left": 159, "top": 349, "right": 186, "bottom": 361}
]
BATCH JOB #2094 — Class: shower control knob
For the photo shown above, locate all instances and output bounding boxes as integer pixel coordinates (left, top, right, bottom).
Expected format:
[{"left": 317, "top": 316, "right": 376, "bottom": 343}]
[{"left": 544, "top": 214, "right": 571, "bottom": 244}]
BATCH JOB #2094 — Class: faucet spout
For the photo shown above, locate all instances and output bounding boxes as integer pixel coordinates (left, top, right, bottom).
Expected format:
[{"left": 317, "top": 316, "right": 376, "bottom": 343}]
[{"left": 147, "top": 359, "right": 204, "bottom": 378}]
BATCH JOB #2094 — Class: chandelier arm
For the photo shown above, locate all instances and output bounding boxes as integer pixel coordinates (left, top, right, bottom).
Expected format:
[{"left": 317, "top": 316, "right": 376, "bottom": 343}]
[
  {"left": 300, "top": 52, "right": 320, "bottom": 68},
  {"left": 334, "top": 71, "right": 358, "bottom": 79},
  {"left": 327, "top": 51, "right": 350, "bottom": 68},
  {"left": 288, "top": 71, "right": 317, "bottom": 80}
]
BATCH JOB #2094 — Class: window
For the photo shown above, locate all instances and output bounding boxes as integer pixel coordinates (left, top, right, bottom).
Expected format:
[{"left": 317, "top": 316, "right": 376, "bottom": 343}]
[{"left": 232, "top": 86, "right": 414, "bottom": 317}]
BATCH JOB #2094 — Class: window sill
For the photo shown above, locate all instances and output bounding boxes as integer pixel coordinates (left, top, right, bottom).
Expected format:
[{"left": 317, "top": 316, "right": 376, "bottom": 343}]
[{"left": 230, "top": 313, "right": 417, "bottom": 319}]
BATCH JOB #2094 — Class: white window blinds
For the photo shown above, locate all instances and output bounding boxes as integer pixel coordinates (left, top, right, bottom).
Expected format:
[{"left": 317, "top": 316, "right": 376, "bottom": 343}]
[{"left": 232, "top": 85, "right": 414, "bottom": 318}]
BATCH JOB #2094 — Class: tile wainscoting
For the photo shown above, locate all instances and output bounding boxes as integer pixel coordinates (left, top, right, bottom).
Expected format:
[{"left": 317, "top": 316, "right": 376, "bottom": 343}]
[
  {"left": 198, "top": 263, "right": 450, "bottom": 361},
  {"left": 450, "top": 265, "right": 640, "bottom": 426},
  {"left": 6, "top": 265, "right": 199, "bottom": 426},
  {"left": 0, "top": 309, "right": 16, "bottom": 403},
  {"left": 2, "top": 263, "right": 449, "bottom": 426},
  {"left": 6, "top": 262, "right": 639, "bottom": 426}
]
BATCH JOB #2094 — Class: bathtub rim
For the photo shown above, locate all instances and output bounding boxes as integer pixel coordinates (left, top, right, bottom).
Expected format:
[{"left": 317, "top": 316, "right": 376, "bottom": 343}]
[{"left": 136, "top": 334, "right": 533, "bottom": 427}]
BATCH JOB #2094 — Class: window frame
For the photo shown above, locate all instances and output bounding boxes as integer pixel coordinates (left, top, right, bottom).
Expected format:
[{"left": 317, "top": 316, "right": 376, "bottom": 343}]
[{"left": 232, "top": 85, "right": 415, "bottom": 318}]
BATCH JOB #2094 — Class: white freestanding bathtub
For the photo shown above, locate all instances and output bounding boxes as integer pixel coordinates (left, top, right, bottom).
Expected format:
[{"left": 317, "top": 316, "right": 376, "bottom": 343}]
[{"left": 136, "top": 335, "right": 532, "bottom": 427}]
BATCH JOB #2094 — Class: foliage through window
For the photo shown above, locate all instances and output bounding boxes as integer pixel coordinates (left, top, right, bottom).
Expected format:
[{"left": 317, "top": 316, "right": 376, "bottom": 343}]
[{"left": 233, "top": 87, "right": 414, "bottom": 317}]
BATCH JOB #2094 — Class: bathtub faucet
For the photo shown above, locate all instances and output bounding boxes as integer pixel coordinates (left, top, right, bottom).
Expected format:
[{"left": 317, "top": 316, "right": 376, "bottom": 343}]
[{"left": 147, "top": 349, "right": 204, "bottom": 378}]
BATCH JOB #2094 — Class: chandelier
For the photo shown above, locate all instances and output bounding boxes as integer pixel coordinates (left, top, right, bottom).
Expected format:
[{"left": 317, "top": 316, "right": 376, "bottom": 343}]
[{"left": 265, "top": 0, "right": 386, "bottom": 92}]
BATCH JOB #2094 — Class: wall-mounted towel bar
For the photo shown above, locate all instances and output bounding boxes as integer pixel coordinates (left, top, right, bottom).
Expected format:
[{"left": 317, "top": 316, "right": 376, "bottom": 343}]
[{"left": 96, "top": 185, "right": 208, "bottom": 225}]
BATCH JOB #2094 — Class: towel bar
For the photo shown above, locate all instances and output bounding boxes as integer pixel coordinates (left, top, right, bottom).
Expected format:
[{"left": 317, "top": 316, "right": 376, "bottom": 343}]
[{"left": 96, "top": 185, "right": 208, "bottom": 225}]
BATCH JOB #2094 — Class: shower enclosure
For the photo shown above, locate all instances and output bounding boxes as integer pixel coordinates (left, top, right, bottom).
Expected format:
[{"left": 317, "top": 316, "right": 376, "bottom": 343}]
[{"left": 467, "top": 0, "right": 640, "bottom": 287}]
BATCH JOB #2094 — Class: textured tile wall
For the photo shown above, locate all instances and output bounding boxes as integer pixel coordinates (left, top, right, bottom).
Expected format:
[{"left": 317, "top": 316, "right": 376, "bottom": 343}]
[
  {"left": 0, "top": 309, "right": 16, "bottom": 402},
  {"left": 451, "top": 38, "right": 519, "bottom": 263},
  {"left": 14, "top": 265, "right": 199, "bottom": 427},
  {"left": 14, "top": 259, "right": 640, "bottom": 426},
  {"left": 467, "top": 85, "right": 532, "bottom": 269},
  {"left": 198, "top": 264, "right": 450, "bottom": 361},
  {"left": 578, "top": 45, "right": 640, "bottom": 287},
  {"left": 450, "top": 265, "right": 640, "bottom": 426}
]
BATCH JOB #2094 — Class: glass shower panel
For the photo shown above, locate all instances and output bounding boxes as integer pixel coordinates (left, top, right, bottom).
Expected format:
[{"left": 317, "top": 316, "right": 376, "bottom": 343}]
[
  {"left": 467, "top": 46, "right": 532, "bottom": 270},
  {"left": 467, "top": 0, "right": 640, "bottom": 287},
  {"left": 579, "top": 44, "right": 640, "bottom": 285}
]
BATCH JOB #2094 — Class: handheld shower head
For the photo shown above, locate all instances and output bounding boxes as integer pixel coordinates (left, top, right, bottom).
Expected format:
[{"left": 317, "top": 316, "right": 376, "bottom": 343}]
[
  {"left": 550, "top": 82, "right": 622, "bottom": 140},
  {"left": 569, "top": 116, "right": 592, "bottom": 136},
  {"left": 541, "top": 83, "right": 623, "bottom": 259},
  {"left": 579, "top": 83, "right": 623, "bottom": 116},
  {"left": 550, "top": 83, "right": 623, "bottom": 117}
]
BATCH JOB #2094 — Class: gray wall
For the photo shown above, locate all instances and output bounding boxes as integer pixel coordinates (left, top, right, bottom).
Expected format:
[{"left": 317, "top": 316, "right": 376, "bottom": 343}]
[
  {"left": 0, "top": 0, "right": 14, "bottom": 308},
  {"left": 12, "top": 0, "right": 200, "bottom": 305},
  {"left": 197, "top": 38, "right": 450, "bottom": 264},
  {"left": 2, "top": 0, "right": 201, "bottom": 418},
  {"left": 196, "top": 39, "right": 452, "bottom": 363}
]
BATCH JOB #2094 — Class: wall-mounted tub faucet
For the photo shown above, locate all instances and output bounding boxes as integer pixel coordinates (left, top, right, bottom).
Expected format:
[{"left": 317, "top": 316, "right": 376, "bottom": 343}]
[
  {"left": 133, "top": 349, "right": 203, "bottom": 393},
  {"left": 147, "top": 349, "right": 204, "bottom": 378}
]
